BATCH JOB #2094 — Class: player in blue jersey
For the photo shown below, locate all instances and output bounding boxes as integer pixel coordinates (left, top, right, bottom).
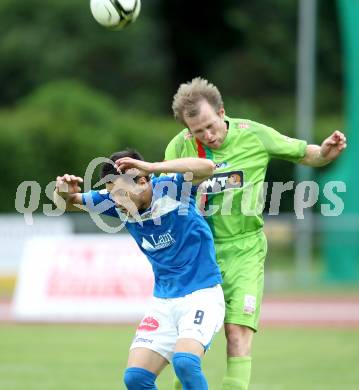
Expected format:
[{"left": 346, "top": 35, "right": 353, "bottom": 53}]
[{"left": 53, "top": 149, "right": 225, "bottom": 390}]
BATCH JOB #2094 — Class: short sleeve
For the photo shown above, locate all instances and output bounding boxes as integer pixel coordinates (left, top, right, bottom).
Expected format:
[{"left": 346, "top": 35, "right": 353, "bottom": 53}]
[
  {"left": 254, "top": 123, "right": 307, "bottom": 162},
  {"left": 152, "top": 174, "right": 197, "bottom": 203},
  {"left": 82, "top": 190, "right": 118, "bottom": 217}
]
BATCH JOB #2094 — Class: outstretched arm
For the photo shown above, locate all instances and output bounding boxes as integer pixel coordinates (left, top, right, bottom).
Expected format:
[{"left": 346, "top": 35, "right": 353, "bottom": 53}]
[
  {"left": 299, "top": 130, "right": 347, "bottom": 167},
  {"left": 115, "top": 157, "right": 215, "bottom": 184},
  {"left": 53, "top": 174, "right": 85, "bottom": 211}
]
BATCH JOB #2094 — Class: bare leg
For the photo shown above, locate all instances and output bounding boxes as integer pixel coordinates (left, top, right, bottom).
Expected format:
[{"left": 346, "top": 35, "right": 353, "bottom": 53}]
[
  {"left": 225, "top": 324, "right": 253, "bottom": 357},
  {"left": 221, "top": 324, "right": 254, "bottom": 390},
  {"left": 175, "top": 338, "right": 205, "bottom": 356},
  {"left": 127, "top": 347, "right": 169, "bottom": 374}
]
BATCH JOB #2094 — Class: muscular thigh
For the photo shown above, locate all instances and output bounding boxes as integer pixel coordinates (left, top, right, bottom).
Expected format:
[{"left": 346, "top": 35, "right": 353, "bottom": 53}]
[{"left": 175, "top": 338, "right": 205, "bottom": 357}]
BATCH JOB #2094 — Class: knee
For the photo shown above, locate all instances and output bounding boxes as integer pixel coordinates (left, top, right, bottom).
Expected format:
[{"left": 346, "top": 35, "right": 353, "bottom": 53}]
[
  {"left": 123, "top": 367, "right": 156, "bottom": 389},
  {"left": 173, "top": 353, "right": 193, "bottom": 378},
  {"left": 225, "top": 324, "right": 254, "bottom": 356},
  {"left": 123, "top": 368, "right": 137, "bottom": 389},
  {"left": 172, "top": 352, "right": 201, "bottom": 382}
]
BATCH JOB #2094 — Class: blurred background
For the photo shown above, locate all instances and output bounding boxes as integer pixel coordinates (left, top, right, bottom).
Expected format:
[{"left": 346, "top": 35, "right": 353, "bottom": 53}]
[{"left": 0, "top": 0, "right": 358, "bottom": 389}]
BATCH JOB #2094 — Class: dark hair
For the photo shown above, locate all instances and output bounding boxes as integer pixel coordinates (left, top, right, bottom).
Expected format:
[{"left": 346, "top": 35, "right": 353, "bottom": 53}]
[{"left": 100, "top": 149, "right": 149, "bottom": 182}]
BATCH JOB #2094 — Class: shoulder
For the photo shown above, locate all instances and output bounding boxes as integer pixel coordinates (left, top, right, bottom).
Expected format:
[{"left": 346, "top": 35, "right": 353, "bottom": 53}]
[
  {"left": 229, "top": 117, "right": 305, "bottom": 158},
  {"left": 152, "top": 173, "right": 184, "bottom": 186},
  {"left": 227, "top": 116, "right": 270, "bottom": 148},
  {"left": 152, "top": 173, "right": 194, "bottom": 201},
  {"left": 227, "top": 116, "right": 268, "bottom": 133},
  {"left": 166, "top": 128, "right": 189, "bottom": 147},
  {"left": 165, "top": 128, "right": 196, "bottom": 158}
]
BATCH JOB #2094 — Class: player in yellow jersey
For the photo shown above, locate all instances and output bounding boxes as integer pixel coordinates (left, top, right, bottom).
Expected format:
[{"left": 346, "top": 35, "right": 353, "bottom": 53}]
[{"left": 165, "top": 77, "right": 346, "bottom": 390}]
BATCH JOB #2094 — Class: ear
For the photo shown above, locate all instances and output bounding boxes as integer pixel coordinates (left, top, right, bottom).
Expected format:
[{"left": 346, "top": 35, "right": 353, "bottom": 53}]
[
  {"left": 105, "top": 183, "right": 114, "bottom": 192},
  {"left": 137, "top": 176, "right": 148, "bottom": 186},
  {"left": 218, "top": 106, "right": 225, "bottom": 118}
]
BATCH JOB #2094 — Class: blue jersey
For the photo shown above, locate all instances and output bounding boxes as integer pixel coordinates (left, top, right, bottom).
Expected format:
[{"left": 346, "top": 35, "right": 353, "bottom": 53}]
[{"left": 82, "top": 174, "right": 222, "bottom": 298}]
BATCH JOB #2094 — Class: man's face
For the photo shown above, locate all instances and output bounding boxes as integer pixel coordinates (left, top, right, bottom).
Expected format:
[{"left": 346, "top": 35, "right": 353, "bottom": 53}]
[
  {"left": 106, "top": 176, "right": 146, "bottom": 214},
  {"left": 184, "top": 100, "right": 227, "bottom": 149}
]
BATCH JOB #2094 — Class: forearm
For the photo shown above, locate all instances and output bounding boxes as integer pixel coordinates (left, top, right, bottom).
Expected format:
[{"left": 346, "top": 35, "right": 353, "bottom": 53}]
[
  {"left": 152, "top": 158, "right": 215, "bottom": 178},
  {"left": 53, "top": 189, "right": 83, "bottom": 211},
  {"left": 53, "top": 190, "right": 68, "bottom": 210},
  {"left": 299, "top": 145, "right": 331, "bottom": 167}
]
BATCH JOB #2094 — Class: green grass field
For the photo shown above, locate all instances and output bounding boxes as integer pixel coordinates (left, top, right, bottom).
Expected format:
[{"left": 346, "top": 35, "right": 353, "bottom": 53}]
[{"left": 1, "top": 325, "right": 358, "bottom": 389}]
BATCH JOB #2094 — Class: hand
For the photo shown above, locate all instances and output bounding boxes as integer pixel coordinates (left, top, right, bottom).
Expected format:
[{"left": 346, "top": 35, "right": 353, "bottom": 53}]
[
  {"left": 55, "top": 174, "right": 83, "bottom": 197},
  {"left": 320, "top": 130, "right": 347, "bottom": 162},
  {"left": 114, "top": 157, "right": 154, "bottom": 177}
]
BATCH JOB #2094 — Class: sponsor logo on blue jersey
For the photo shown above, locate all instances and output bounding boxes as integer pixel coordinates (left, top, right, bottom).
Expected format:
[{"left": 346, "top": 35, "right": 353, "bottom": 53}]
[{"left": 141, "top": 230, "right": 176, "bottom": 251}]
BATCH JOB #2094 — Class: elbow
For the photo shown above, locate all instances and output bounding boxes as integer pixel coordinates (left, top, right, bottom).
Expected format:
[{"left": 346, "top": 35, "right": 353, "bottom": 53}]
[
  {"left": 202, "top": 160, "right": 215, "bottom": 177},
  {"left": 207, "top": 160, "right": 216, "bottom": 175}
]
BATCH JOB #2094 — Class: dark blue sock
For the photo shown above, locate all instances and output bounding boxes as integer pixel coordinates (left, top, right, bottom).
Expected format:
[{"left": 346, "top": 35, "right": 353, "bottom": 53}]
[
  {"left": 172, "top": 352, "right": 208, "bottom": 390},
  {"left": 123, "top": 367, "right": 158, "bottom": 390}
]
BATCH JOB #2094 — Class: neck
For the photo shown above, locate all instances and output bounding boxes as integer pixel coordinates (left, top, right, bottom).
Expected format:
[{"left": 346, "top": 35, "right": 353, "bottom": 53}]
[
  {"left": 218, "top": 120, "right": 229, "bottom": 145},
  {"left": 140, "top": 186, "right": 152, "bottom": 210}
]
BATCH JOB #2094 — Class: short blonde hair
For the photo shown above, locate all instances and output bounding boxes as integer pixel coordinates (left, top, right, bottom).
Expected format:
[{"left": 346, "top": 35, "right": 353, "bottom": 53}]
[{"left": 172, "top": 77, "right": 223, "bottom": 123}]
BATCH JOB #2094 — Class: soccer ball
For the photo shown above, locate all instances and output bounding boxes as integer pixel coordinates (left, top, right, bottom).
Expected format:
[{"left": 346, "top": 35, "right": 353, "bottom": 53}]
[{"left": 90, "top": 0, "right": 141, "bottom": 30}]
